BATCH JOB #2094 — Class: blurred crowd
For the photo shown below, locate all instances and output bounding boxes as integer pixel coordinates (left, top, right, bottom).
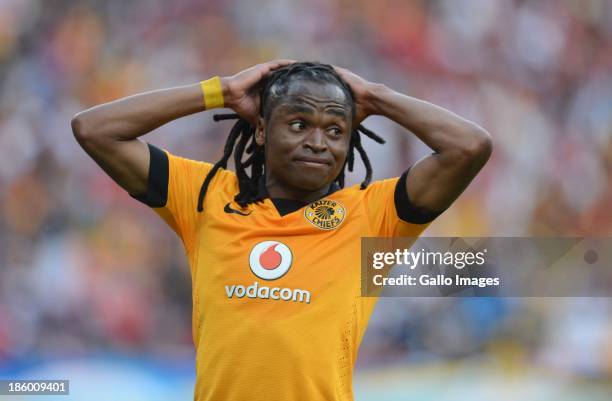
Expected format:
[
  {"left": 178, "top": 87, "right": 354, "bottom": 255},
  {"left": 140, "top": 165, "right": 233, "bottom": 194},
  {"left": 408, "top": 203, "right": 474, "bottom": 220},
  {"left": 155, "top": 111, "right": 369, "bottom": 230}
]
[{"left": 0, "top": 0, "right": 611, "bottom": 384}]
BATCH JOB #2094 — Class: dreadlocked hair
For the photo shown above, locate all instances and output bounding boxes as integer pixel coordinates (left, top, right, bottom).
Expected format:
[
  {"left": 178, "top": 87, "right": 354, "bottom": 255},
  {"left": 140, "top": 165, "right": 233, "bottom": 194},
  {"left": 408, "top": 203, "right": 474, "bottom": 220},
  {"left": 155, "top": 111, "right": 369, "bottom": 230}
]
[{"left": 196, "top": 61, "right": 385, "bottom": 212}]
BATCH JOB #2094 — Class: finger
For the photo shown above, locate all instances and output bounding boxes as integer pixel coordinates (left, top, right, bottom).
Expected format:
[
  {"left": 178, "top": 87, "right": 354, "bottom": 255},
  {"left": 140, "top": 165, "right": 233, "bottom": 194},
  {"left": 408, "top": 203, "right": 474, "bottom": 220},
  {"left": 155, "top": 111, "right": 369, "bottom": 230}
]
[
  {"left": 269, "top": 58, "right": 297, "bottom": 67},
  {"left": 261, "top": 59, "right": 296, "bottom": 73},
  {"left": 332, "top": 65, "right": 350, "bottom": 76},
  {"left": 332, "top": 67, "right": 350, "bottom": 81}
]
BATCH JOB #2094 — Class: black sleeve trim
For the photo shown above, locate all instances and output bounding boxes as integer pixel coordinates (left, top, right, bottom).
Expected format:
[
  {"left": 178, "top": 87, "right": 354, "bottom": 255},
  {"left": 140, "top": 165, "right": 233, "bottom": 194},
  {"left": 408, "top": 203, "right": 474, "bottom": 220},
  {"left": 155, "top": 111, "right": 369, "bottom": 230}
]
[
  {"left": 394, "top": 168, "right": 445, "bottom": 224},
  {"left": 129, "top": 143, "right": 169, "bottom": 207}
]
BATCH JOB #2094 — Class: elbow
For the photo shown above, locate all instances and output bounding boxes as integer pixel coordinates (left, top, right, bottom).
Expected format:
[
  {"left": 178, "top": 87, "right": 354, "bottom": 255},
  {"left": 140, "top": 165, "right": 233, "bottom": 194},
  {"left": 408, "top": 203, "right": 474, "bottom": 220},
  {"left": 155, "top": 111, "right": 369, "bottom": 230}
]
[
  {"left": 458, "top": 126, "right": 493, "bottom": 167},
  {"left": 71, "top": 110, "right": 103, "bottom": 147},
  {"left": 71, "top": 112, "right": 90, "bottom": 142}
]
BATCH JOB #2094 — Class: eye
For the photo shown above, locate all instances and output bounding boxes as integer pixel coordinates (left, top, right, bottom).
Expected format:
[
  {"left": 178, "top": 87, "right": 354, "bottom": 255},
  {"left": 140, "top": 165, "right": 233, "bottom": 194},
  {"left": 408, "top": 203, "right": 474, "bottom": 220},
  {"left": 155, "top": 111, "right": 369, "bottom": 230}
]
[
  {"left": 329, "top": 126, "right": 343, "bottom": 135},
  {"left": 289, "top": 121, "right": 306, "bottom": 131}
]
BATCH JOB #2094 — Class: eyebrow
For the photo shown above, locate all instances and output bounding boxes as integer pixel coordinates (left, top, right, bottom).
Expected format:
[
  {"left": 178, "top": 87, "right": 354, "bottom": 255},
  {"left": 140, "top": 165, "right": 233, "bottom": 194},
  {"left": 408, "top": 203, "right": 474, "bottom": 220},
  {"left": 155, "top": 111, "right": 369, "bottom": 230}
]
[{"left": 283, "top": 104, "right": 349, "bottom": 119}]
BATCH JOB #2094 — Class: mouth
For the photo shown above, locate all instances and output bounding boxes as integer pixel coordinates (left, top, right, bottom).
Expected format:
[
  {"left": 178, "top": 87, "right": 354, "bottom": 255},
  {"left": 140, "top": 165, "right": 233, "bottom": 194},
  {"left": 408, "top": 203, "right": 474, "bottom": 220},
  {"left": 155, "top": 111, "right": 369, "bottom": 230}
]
[{"left": 293, "top": 156, "right": 331, "bottom": 167}]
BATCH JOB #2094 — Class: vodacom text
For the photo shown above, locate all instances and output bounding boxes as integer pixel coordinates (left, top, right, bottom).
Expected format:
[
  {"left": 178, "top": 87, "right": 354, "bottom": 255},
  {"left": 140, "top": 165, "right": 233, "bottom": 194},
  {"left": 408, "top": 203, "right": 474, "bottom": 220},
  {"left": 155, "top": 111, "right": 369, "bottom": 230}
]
[{"left": 225, "top": 281, "right": 311, "bottom": 304}]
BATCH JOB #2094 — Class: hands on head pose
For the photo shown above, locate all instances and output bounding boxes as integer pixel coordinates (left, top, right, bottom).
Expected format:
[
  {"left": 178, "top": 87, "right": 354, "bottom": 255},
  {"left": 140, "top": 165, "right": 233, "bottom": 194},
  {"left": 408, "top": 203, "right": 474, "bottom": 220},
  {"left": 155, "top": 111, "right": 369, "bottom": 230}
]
[{"left": 72, "top": 59, "right": 491, "bottom": 217}]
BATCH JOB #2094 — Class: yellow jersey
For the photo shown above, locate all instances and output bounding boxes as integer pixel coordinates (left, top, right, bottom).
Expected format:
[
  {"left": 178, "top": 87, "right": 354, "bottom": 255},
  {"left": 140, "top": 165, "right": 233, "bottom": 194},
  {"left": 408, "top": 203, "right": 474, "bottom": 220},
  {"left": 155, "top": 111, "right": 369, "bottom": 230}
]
[{"left": 130, "top": 143, "right": 435, "bottom": 401}]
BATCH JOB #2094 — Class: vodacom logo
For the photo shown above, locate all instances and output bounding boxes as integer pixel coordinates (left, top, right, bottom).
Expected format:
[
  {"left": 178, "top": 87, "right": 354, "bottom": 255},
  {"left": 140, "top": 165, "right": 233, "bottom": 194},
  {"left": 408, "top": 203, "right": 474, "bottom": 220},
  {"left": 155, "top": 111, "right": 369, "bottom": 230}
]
[{"left": 249, "top": 241, "right": 293, "bottom": 280}]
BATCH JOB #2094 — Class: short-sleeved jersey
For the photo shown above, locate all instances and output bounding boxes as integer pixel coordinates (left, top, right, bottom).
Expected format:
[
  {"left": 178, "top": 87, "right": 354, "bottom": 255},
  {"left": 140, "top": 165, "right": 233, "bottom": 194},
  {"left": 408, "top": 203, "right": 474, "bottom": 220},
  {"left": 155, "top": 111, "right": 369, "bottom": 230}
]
[{"left": 130, "top": 143, "right": 438, "bottom": 401}]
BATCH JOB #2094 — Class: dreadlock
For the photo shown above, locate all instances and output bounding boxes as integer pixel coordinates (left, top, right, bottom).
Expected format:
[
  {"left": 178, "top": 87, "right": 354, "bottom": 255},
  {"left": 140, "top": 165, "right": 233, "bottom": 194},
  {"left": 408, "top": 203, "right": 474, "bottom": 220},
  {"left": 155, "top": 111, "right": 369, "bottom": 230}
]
[{"left": 197, "top": 61, "right": 385, "bottom": 212}]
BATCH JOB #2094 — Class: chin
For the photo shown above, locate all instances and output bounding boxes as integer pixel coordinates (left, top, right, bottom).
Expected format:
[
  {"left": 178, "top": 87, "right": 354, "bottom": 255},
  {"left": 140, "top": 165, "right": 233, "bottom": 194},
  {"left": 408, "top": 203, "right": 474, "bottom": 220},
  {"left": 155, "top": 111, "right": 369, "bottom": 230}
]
[{"left": 290, "top": 172, "right": 334, "bottom": 192}]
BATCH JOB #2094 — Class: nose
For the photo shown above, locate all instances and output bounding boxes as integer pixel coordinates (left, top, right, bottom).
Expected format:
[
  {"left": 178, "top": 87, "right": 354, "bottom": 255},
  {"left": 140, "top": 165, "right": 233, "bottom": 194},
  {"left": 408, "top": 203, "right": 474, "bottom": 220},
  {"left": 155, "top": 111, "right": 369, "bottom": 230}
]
[{"left": 303, "top": 127, "right": 327, "bottom": 153}]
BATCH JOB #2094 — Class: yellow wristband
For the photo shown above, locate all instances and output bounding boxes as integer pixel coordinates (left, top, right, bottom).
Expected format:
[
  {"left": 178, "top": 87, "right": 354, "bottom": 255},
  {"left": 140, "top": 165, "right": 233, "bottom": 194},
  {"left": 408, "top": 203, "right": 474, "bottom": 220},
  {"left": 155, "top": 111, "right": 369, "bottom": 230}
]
[{"left": 200, "top": 76, "right": 224, "bottom": 109}]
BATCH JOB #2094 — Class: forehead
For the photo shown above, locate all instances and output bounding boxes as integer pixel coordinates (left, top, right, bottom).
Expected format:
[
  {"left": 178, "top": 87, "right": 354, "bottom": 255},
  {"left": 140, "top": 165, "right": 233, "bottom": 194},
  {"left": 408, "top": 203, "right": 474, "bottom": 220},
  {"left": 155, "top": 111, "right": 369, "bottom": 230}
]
[
  {"left": 271, "top": 80, "right": 350, "bottom": 116},
  {"left": 284, "top": 80, "right": 348, "bottom": 102}
]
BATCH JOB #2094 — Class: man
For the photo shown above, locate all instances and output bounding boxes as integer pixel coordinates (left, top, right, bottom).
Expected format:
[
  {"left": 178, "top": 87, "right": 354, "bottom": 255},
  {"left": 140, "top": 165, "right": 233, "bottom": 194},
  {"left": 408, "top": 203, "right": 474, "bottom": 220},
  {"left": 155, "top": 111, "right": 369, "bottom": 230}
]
[{"left": 72, "top": 60, "right": 491, "bottom": 401}]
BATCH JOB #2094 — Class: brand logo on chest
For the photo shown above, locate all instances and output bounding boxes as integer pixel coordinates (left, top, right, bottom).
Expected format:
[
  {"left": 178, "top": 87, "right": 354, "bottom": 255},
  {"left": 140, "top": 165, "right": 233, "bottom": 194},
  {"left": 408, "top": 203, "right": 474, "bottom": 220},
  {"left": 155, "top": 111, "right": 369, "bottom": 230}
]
[
  {"left": 249, "top": 241, "right": 292, "bottom": 280},
  {"left": 224, "top": 241, "right": 310, "bottom": 304}
]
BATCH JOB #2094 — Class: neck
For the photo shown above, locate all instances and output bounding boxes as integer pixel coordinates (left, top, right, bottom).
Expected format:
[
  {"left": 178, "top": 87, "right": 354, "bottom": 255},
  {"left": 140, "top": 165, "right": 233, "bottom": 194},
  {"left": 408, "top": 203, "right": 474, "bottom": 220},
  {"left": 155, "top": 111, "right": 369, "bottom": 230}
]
[{"left": 265, "top": 175, "right": 331, "bottom": 204}]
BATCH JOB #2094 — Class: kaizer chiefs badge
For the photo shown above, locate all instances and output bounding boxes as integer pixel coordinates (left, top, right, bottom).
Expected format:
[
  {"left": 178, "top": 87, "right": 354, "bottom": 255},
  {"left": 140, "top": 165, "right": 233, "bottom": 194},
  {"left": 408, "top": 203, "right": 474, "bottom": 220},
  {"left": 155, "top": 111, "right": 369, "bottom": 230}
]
[{"left": 304, "top": 199, "right": 346, "bottom": 230}]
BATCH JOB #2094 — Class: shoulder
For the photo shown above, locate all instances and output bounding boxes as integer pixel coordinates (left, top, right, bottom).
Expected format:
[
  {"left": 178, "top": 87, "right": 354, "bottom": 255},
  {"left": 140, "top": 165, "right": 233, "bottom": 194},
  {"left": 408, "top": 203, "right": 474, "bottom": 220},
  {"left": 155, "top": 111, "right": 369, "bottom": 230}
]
[
  {"left": 163, "top": 147, "right": 237, "bottom": 188},
  {"left": 132, "top": 143, "right": 238, "bottom": 207},
  {"left": 337, "top": 177, "right": 399, "bottom": 199},
  {"left": 336, "top": 173, "right": 441, "bottom": 224}
]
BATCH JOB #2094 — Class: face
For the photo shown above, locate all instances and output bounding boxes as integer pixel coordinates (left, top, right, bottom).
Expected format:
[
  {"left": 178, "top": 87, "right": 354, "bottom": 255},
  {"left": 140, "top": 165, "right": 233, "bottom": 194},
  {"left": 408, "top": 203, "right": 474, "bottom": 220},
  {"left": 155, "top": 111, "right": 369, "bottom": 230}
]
[{"left": 255, "top": 80, "right": 353, "bottom": 197}]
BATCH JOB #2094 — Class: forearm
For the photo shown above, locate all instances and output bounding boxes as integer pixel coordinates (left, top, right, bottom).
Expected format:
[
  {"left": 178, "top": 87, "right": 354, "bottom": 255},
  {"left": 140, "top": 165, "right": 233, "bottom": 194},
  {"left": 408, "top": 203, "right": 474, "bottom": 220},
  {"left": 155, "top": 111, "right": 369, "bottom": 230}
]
[
  {"left": 72, "top": 83, "right": 208, "bottom": 141},
  {"left": 367, "top": 84, "right": 489, "bottom": 155}
]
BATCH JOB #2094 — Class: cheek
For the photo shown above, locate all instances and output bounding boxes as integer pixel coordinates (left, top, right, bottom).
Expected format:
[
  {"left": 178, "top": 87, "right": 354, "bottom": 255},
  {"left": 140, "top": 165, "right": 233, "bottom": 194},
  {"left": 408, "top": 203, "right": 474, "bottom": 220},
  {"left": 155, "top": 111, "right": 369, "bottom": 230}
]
[
  {"left": 330, "top": 139, "right": 350, "bottom": 162},
  {"left": 264, "top": 132, "right": 295, "bottom": 167},
  {"left": 267, "top": 130, "right": 300, "bottom": 154}
]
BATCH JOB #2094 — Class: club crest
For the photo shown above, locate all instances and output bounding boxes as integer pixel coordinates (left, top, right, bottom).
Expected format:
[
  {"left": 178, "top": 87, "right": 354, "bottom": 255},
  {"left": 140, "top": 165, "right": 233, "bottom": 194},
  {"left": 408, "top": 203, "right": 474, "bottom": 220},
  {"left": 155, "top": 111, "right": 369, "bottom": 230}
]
[{"left": 304, "top": 199, "right": 346, "bottom": 230}]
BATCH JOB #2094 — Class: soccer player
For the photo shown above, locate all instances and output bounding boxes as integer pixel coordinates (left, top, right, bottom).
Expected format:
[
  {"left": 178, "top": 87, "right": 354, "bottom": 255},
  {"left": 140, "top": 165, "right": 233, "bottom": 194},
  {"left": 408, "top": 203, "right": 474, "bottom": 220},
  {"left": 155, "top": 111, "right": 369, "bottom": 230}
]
[{"left": 72, "top": 60, "right": 491, "bottom": 401}]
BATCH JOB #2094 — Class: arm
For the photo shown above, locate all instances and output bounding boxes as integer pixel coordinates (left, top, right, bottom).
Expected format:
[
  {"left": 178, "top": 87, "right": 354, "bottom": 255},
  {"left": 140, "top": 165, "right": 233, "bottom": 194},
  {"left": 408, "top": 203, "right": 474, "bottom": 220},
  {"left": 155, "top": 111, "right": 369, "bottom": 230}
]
[
  {"left": 72, "top": 59, "right": 295, "bottom": 197},
  {"left": 335, "top": 67, "right": 492, "bottom": 214},
  {"left": 368, "top": 84, "right": 492, "bottom": 212},
  {"left": 71, "top": 84, "right": 206, "bottom": 196}
]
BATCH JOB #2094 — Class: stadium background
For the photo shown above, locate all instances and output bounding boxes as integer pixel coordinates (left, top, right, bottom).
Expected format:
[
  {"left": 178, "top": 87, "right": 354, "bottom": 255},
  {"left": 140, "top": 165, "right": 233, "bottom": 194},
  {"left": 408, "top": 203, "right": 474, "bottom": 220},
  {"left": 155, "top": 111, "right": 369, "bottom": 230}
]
[{"left": 0, "top": 0, "right": 611, "bottom": 400}]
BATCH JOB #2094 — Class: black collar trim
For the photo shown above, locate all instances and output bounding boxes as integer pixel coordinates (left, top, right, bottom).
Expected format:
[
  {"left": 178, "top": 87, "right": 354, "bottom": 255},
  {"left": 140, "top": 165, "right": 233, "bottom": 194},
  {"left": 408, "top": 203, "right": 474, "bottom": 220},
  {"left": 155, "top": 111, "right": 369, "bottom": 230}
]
[{"left": 256, "top": 175, "right": 341, "bottom": 216}]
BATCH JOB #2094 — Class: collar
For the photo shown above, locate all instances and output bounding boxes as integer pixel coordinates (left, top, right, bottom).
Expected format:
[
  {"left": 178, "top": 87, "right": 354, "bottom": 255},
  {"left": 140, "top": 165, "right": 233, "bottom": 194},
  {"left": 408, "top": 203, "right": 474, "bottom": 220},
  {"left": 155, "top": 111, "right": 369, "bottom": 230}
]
[{"left": 256, "top": 174, "right": 340, "bottom": 202}]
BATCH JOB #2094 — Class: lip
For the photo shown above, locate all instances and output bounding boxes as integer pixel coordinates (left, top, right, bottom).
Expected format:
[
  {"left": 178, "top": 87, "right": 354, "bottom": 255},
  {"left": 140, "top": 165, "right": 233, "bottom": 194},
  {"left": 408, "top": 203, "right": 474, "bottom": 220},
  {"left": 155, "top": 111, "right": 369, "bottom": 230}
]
[{"left": 294, "top": 156, "right": 331, "bottom": 166}]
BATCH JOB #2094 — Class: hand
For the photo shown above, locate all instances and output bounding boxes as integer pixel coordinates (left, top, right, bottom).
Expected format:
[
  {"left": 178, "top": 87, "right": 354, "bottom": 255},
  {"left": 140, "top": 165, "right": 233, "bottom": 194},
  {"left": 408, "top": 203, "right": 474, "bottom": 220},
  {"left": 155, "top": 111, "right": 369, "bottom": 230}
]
[
  {"left": 221, "top": 59, "right": 295, "bottom": 124},
  {"left": 332, "top": 65, "right": 380, "bottom": 125}
]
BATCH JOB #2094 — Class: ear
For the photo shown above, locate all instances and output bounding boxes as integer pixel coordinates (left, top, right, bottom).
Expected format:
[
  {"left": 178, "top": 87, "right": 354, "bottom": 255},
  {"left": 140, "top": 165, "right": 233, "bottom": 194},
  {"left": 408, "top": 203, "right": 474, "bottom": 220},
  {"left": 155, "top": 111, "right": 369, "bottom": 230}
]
[{"left": 255, "top": 116, "right": 266, "bottom": 146}]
